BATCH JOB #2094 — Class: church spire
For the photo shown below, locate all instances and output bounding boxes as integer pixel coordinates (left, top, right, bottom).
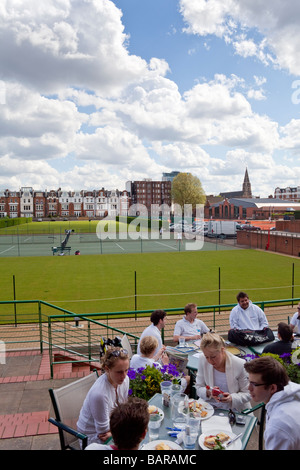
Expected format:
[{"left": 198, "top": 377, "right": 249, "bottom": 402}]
[{"left": 242, "top": 167, "right": 252, "bottom": 198}]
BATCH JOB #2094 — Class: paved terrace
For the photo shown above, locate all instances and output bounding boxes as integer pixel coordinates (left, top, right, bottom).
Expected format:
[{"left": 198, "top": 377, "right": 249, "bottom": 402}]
[{"left": 0, "top": 304, "right": 295, "bottom": 450}]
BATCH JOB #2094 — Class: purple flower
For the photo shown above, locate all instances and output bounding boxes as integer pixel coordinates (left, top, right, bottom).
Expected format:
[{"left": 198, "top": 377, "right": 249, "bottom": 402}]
[{"left": 127, "top": 368, "right": 136, "bottom": 380}]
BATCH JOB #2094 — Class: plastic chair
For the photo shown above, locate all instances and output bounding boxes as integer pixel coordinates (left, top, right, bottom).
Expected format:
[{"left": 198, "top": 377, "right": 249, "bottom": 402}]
[
  {"left": 48, "top": 371, "right": 98, "bottom": 450},
  {"left": 242, "top": 402, "right": 266, "bottom": 450},
  {"left": 121, "top": 334, "right": 133, "bottom": 358}
]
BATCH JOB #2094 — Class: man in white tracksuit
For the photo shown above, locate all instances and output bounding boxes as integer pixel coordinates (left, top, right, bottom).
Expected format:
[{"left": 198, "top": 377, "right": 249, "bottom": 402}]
[
  {"left": 244, "top": 356, "right": 300, "bottom": 450},
  {"left": 230, "top": 291, "right": 269, "bottom": 330}
]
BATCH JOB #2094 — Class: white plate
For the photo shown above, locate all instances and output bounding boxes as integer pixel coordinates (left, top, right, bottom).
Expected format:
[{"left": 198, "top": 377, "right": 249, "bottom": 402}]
[
  {"left": 179, "top": 399, "right": 214, "bottom": 420},
  {"left": 198, "top": 430, "right": 242, "bottom": 450},
  {"left": 149, "top": 406, "right": 164, "bottom": 421},
  {"left": 141, "top": 440, "right": 182, "bottom": 450}
]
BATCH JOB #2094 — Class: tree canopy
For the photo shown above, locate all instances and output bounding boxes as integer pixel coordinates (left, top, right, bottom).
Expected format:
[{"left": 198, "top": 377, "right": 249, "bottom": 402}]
[{"left": 171, "top": 172, "right": 206, "bottom": 209}]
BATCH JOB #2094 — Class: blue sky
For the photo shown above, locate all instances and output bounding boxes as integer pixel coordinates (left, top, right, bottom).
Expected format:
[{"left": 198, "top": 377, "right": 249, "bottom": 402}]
[{"left": 1, "top": 0, "right": 300, "bottom": 197}]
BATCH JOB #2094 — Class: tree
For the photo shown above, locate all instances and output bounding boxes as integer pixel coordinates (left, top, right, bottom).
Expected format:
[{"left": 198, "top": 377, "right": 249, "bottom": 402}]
[{"left": 171, "top": 172, "right": 206, "bottom": 210}]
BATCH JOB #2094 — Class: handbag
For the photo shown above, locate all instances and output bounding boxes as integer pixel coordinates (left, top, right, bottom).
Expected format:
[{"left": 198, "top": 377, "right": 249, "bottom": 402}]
[
  {"left": 99, "top": 336, "right": 122, "bottom": 357},
  {"left": 228, "top": 327, "right": 274, "bottom": 347}
]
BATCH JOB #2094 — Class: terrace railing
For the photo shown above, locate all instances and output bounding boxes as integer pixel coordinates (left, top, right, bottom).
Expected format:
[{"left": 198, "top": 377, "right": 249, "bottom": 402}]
[{"left": 0, "top": 297, "right": 298, "bottom": 377}]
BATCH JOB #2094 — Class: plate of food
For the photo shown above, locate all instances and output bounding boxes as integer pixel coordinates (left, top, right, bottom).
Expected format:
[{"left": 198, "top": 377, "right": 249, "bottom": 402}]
[
  {"left": 148, "top": 405, "right": 164, "bottom": 421},
  {"left": 179, "top": 399, "right": 214, "bottom": 420},
  {"left": 141, "top": 440, "right": 182, "bottom": 450},
  {"left": 199, "top": 430, "right": 242, "bottom": 450}
]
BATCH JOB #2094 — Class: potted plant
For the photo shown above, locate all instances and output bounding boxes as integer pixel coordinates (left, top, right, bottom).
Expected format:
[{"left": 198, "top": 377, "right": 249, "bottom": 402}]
[{"left": 128, "top": 363, "right": 181, "bottom": 400}]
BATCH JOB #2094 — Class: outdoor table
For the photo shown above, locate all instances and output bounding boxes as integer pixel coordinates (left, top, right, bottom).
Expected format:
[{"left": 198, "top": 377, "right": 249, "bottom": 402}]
[{"left": 142, "top": 393, "right": 257, "bottom": 450}]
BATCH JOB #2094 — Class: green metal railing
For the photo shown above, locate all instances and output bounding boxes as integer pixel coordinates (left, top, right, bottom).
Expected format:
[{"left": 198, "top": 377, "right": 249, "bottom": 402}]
[{"left": 0, "top": 297, "right": 299, "bottom": 377}]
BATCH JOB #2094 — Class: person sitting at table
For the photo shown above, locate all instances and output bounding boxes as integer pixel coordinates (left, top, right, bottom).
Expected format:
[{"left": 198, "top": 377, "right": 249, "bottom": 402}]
[
  {"left": 85, "top": 397, "right": 149, "bottom": 450},
  {"left": 195, "top": 332, "right": 251, "bottom": 412},
  {"left": 289, "top": 302, "right": 300, "bottom": 333},
  {"left": 77, "top": 347, "right": 130, "bottom": 445},
  {"left": 130, "top": 335, "right": 190, "bottom": 393},
  {"left": 173, "top": 303, "right": 210, "bottom": 343},
  {"left": 137, "top": 309, "right": 167, "bottom": 356},
  {"left": 229, "top": 291, "right": 269, "bottom": 330},
  {"left": 262, "top": 322, "right": 293, "bottom": 355},
  {"left": 130, "top": 336, "right": 169, "bottom": 369}
]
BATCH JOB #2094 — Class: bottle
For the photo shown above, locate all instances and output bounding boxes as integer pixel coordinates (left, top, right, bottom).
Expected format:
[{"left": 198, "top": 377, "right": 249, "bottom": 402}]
[{"left": 228, "top": 408, "right": 236, "bottom": 425}]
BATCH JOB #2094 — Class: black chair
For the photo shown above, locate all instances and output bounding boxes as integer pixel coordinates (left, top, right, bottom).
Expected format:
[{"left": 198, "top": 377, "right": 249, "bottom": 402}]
[
  {"left": 242, "top": 402, "right": 266, "bottom": 450},
  {"left": 48, "top": 371, "right": 98, "bottom": 450}
]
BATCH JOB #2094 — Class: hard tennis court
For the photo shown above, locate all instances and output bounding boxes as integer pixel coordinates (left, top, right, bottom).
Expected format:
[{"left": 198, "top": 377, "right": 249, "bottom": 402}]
[{"left": 0, "top": 232, "right": 240, "bottom": 257}]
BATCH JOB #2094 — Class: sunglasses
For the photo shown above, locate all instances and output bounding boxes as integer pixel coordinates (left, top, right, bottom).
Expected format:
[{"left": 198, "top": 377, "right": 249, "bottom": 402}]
[{"left": 107, "top": 348, "right": 128, "bottom": 358}]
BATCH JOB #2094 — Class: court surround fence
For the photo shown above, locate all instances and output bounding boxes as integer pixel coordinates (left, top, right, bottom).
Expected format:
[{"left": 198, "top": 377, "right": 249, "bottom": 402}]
[
  {"left": 0, "top": 229, "right": 239, "bottom": 257},
  {"left": 0, "top": 297, "right": 298, "bottom": 377}
]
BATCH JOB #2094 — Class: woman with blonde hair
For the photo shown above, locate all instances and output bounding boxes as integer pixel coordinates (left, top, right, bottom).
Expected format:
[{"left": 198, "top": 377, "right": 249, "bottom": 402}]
[
  {"left": 195, "top": 332, "right": 251, "bottom": 412},
  {"left": 77, "top": 347, "right": 130, "bottom": 445},
  {"left": 130, "top": 335, "right": 168, "bottom": 369}
]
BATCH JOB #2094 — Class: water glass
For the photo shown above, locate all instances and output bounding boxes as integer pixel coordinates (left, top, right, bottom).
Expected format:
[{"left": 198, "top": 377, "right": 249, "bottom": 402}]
[
  {"left": 148, "top": 413, "right": 162, "bottom": 441},
  {"left": 183, "top": 417, "right": 201, "bottom": 450},
  {"left": 160, "top": 380, "right": 172, "bottom": 407},
  {"left": 179, "top": 337, "right": 186, "bottom": 347},
  {"left": 171, "top": 392, "right": 188, "bottom": 428}
]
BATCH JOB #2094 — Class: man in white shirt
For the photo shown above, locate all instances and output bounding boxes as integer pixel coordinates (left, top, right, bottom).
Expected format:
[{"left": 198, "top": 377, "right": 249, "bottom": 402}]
[
  {"left": 137, "top": 309, "right": 167, "bottom": 356},
  {"left": 229, "top": 291, "right": 269, "bottom": 330},
  {"left": 173, "top": 303, "right": 209, "bottom": 343},
  {"left": 289, "top": 302, "right": 300, "bottom": 333}
]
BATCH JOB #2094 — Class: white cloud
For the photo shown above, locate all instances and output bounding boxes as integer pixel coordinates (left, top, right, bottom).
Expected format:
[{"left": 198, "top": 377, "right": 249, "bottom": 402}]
[
  {"left": 0, "top": 0, "right": 299, "bottom": 199},
  {"left": 179, "top": 0, "right": 300, "bottom": 74},
  {"left": 0, "top": 0, "right": 147, "bottom": 94}
]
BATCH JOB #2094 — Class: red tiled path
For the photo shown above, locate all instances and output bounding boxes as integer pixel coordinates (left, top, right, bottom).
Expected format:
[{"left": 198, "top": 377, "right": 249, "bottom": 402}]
[
  {"left": 0, "top": 411, "right": 57, "bottom": 439},
  {"left": 0, "top": 349, "right": 101, "bottom": 439},
  {"left": 0, "top": 349, "right": 101, "bottom": 383}
]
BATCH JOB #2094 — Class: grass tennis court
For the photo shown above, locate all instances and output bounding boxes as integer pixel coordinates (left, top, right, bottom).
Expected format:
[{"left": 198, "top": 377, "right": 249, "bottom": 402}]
[
  {"left": 0, "top": 220, "right": 239, "bottom": 257},
  {"left": 0, "top": 232, "right": 238, "bottom": 257},
  {"left": 1, "top": 248, "right": 300, "bottom": 317}
]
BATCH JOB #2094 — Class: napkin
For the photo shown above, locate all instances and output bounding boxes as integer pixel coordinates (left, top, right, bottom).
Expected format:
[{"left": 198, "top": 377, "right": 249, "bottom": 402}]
[{"left": 201, "top": 415, "right": 232, "bottom": 434}]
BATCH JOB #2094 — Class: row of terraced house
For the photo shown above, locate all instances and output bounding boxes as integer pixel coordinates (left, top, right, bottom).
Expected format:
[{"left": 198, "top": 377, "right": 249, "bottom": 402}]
[{"left": 0, "top": 179, "right": 172, "bottom": 219}]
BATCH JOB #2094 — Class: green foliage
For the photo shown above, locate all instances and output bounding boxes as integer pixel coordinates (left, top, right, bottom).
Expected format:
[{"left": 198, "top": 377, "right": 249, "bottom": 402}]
[
  {"left": 128, "top": 363, "right": 180, "bottom": 401},
  {"left": 252, "top": 349, "right": 300, "bottom": 384},
  {"left": 171, "top": 172, "right": 206, "bottom": 208}
]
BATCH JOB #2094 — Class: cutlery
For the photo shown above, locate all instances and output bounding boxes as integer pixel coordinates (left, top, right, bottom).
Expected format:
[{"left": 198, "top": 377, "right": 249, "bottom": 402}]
[{"left": 224, "top": 432, "right": 243, "bottom": 448}]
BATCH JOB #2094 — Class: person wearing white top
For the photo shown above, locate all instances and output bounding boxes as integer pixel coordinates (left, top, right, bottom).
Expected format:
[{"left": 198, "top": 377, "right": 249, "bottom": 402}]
[
  {"left": 229, "top": 291, "right": 269, "bottom": 330},
  {"left": 290, "top": 302, "right": 300, "bottom": 333},
  {"left": 173, "top": 303, "right": 209, "bottom": 343},
  {"left": 131, "top": 335, "right": 189, "bottom": 393},
  {"left": 195, "top": 332, "right": 251, "bottom": 412},
  {"left": 77, "top": 347, "right": 129, "bottom": 445},
  {"left": 131, "top": 336, "right": 168, "bottom": 369},
  {"left": 244, "top": 356, "right": 300, "bottom": 450},
  {"left": 137, "top": 310, "right": 167, "bottom": 356}
]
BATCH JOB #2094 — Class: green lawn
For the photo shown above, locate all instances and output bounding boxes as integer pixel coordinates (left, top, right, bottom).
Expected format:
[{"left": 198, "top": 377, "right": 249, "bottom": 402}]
[
  {"left": 0, "top": 250, "right": 299, "bottom": 321},
  {"left": 0, "top": 219, "right": 126, "bottom": 235}
]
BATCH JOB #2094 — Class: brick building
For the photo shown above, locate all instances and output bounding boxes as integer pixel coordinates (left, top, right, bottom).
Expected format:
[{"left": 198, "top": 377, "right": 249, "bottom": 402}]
[
  {"left": 126, "top": 179, "right": 172, "bottom": 217},
  {"left": 0, "top": 187, "right": 130, "bottom": 219},
  {"left": 205, "top": 197, "right": 300, "bottom": 220},
  {"left": 275, "top": 186, "right": 300, "bottom": 201}
]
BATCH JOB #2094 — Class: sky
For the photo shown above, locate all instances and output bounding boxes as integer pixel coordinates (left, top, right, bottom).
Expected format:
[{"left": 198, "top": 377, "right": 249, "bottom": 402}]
[{"left": 1, "top": 0, "right": 300, "bottom": 197}]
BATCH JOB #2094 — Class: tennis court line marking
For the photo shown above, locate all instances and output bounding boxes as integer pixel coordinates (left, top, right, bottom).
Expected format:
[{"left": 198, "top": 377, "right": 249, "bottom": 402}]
[
  {"left": 155, "top": 241, "right": 177, "bottom": 250},
  {"left": 0, "top": 246, "right": 15, "bottom": 254},
  {"left": 115, "top": 243, "right": 125, "bottom": 251}
]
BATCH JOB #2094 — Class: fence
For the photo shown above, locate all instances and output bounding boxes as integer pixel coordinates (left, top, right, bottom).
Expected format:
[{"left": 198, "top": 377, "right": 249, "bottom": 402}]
[
  {"left": 0, "top": 229, "right": 240, "bottom": 257},
  {"left": 0, "top": 297, "right": 298, "bottom": 377}
]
